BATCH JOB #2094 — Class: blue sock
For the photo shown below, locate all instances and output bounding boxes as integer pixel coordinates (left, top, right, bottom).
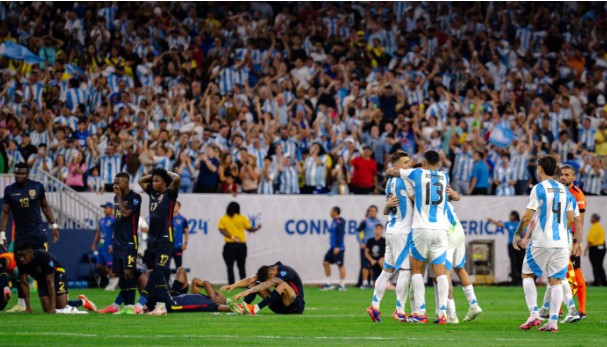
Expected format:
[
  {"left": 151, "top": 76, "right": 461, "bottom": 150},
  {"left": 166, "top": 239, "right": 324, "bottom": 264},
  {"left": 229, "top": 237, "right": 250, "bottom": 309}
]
[
  {"left": 114, "top": 294, "right": 124, "bottom": 305},
  {"left": 138, "top": 293, "right": 148, "bottom": 306},
  {"left": 68, "top": 299, "right": 83, "bottom": 307}
]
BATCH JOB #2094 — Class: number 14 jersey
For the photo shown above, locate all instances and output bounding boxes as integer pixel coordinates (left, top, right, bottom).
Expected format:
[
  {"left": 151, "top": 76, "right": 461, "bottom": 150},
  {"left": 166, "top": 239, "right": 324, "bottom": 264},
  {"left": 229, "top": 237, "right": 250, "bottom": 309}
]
[
  {"left": 400, "top": 168, "right": 450, "bottom": 231},
  {"left": 527, "top": 179, "right": 575, "bottom": 249}
]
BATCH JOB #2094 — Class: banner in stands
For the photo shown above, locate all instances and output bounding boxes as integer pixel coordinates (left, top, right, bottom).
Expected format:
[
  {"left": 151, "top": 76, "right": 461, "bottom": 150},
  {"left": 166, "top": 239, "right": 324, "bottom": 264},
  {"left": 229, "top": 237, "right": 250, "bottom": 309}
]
[{"left": 82, "top": 194, "right": 606, "bottom": 284}]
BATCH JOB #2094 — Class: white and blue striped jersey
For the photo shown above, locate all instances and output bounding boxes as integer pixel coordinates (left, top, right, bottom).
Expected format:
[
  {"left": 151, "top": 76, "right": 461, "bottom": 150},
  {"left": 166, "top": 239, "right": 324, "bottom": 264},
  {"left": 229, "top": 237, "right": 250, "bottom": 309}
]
[
  {"left": 578, "top": 127, "right": 596, "bottom": 151},
  {"left": 510, "top": 151, "right": 530, "bottom": 180},
  {"left": 87, "top": 175, "right": 103, "bottom": 192},
  {"left": 323, "top": 17, "right": 339, "bottom": 37},
  {"left": 258, "top": 168, "right": 276, "bottom": 195},
  {"left": 452, "top": 149, "right": 474, "bottom": 181},
  {"left": 582, "top": 165, "right": 604, "bottom": 195},
  {"left": 213, "top": 66, "right": 234, "bottom": 96},
  {"left": 494, "top": 166, "right": 515, "bottom": 196},
  {"left": 64, "top": 87, "right": 89, "bottom": 112},
  {"left": 279, "top": 166, "right": 300, "bottom": 194},
  {"left": 385, "top": 177, "right": 413, "bottom": 234},
  {"left": 304, "top": 155, "right": 328, "bottom": 187},
  {"left": 30, "top": 130, "right": 50, "bottom": 147},
  {"left": 527, "top": 179, "right": 574, "bottom": 248},
  {"left": 24, "top": 81, "right": 44, "bottom": 108},
  {"left": 516, "top": 26, "right": 532, "bottom": 51},
  {"left": 100, "top": 154, "right": 122, "bottom": 185},
  {"left": 401, "top": 168, "right": 450, "bottom": 231},
  {"left": 425, "top": 101, "right": 450, "bottom": 123}
]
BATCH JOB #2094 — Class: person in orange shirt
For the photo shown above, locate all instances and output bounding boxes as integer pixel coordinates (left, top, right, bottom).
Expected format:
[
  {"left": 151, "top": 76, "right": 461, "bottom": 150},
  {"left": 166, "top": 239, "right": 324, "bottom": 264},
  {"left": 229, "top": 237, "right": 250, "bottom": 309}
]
[
  {"left": 0, "top": 252, "right": 17, "bottom": 310},
  {"left": 560, "top": 165, "right": 587, "bottom": 318}
]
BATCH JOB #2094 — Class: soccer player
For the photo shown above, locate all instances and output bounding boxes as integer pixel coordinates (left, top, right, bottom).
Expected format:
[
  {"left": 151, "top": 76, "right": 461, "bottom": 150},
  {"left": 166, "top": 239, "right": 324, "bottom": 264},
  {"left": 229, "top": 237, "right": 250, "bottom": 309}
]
[
  {"left": 15, "top": 243, "right": 96, "bottom": 314},
  {"left": 321, "top": 207, "right": 347, "bottom": 291},
  {"left": 538, "top": 165, "right": 585, "bottom": 322},
  {"left": 1, "top": 162, "right": 60, "bottom": 312},
  {"left": 138, "top": 168, "right": 181, "bottom": 316},
  {"left": 513, "top": 156, "right": 581, "bottom": 332},
  {"left": 386, "top": 150, "right": 451, "bottom": 324},
  {"left": 367, "top": 151, "right": 412, "bottom": 323},
  {"left": 171, "top": 201, "right": 189, "bottom": 269},
  {"left": 111, "top": 172, "right": 142, "bottom": 315},
  {"left": 91, "top": 202, "right": 118, "bottom": 290},
  {"left": 444, "top": 200, "right": 482, "bottom": 323},
  {"left": 0, "top": 251, "right": 16, "bottom": 311},
  {"left": 225, "top": 261, "right": 305, "bottom": 315}
]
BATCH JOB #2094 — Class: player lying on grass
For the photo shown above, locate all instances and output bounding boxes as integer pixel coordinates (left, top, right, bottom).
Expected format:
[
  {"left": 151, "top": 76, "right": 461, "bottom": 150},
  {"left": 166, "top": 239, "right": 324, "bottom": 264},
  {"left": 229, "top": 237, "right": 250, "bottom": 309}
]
[
  {"left": 223, "top": 261, "right": 305, "bottom": 315},
  {"left": 16, "top": 243, "right": 96, "bottom": 314},
  {"left": 0, "top": 252, "right": 15, "bottom": 311}
]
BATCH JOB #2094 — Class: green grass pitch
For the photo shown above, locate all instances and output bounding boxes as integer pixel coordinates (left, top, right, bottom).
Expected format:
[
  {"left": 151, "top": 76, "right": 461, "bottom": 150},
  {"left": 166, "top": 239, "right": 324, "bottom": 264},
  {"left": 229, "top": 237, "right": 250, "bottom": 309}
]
[{"left": 1, "top": 285, "right": 606, "bottom": 346}]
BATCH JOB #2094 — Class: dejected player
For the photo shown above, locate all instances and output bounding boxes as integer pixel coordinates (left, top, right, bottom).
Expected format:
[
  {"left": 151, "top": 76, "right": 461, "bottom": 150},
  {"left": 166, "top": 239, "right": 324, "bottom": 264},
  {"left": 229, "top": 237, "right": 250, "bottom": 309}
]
[
  {"left": 0, "top": 251, "right": 16, "bottom": 311},
  {"left": 138, "top": 168, "right": 181, "bottom": 316},
  {"left": 224, "top": 261, "right": 305, "bottom": 315},
  {"left": 109, "top": 172, "right": 142, "bottom": 315},
  {"left": 1, "top": 162, "right": 60, "bottom": 312},
  {"left": 16, "top": 243, "right": 96, "bottom": 314}
]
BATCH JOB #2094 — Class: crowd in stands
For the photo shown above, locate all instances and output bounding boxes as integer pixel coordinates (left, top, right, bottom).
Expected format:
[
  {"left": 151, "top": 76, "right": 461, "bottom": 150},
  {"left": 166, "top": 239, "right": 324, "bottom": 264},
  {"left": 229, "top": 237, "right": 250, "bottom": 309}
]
[{"left": 0, "top": 2, "right": 606, "bottom": 196}]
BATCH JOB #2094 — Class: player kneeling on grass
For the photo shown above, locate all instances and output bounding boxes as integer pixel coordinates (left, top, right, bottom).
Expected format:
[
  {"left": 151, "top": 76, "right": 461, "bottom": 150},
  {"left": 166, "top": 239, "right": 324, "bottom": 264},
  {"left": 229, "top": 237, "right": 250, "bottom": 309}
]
[
  {"left": 15, "top": 243, "right": 96, "bottom": 314},
  {"left": 223, "top": 261, "right": 305, "bottom": 315}
]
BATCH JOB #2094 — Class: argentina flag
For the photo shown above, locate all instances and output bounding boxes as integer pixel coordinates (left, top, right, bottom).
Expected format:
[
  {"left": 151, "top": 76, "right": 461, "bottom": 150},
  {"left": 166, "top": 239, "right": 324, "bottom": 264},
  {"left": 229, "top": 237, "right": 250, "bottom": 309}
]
[
  {"left": 65, "top": 64, "right": 86, "bottom": 77},
  {"left": 0, "top": 41, "right": 44, "bottom": 64},
  {"left": 488, "top": 121, "right": 516, "bottom": 149}
]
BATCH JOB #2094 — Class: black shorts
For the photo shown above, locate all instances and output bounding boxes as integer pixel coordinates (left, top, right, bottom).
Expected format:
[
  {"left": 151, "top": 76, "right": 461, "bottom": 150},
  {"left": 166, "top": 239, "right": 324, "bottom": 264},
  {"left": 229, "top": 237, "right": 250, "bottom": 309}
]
[
  {"left": 38, "top": 268, "right": 67, "bottom": 297},
  {"left": 324, "top": 249, "right": 345, "bottom": 266},
  {"left": 112, "top": 248, "right": 137, "bottom": 274},
  {"left": 360, "top": 249, "right": 370, "bottom": 268},
  {"left": 14, "top": 237, "right": 48, "bottom": 251},
  {"left": 169, "top": 280, "right": 188, "bottom": 296},
  {"left": 168, "top": 294, "right": 219, "bottom": 312},
  {"left": 570, "top": 256, "right": 581, "bottom": 270},
  {"left": 269, "top": 295, "right": 305, "bottom": 314},
  {"left": 148, "top": 242, "right": 173, "bottom": 269}
]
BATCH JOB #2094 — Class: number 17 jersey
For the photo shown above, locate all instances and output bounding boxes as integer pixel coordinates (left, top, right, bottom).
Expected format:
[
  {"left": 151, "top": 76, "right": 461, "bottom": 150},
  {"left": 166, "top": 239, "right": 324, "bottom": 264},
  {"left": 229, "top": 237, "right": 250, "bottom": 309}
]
[{"left": 401, "top": 168, "right": 450, "bottom": 231}]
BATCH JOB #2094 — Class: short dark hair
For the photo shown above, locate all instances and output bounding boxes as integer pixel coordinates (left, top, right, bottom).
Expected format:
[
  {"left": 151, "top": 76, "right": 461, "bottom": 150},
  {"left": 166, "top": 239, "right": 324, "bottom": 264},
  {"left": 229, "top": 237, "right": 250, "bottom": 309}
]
[
  {"left": 475, "top": 151, "right": 485, "bottom": 159},
  {"left": 115, "top": 172, "right": 130, "bottom": 180},
  {"left": 226, "top": 201, "right": 240, "bottom": 217},
  {"left": 332, "top": 206, "right": 341, "bottom": 215},
  {"left": 17, "top": 241, "right": 33, "bottom": 252},
  {"left": 256, "top": 265, "right": 271, "bottom": 282},
  {"left": 510, "top": 210, "right": 520, "bottom": 222},
  {"left": 423, "top": 150, "right": 440, "bottom": 166},
  {"left": 390, "top": 151, "right": 409, "bottom": 164},
  {"left": 15, "top": 162, "right": 29, "bottom": 171},
  {"left": 538, "top": 156, "right": 558, "bottom": 176},
  {"left": 560, "top": 164, "right": 576, "bottom": 174},
  {"left": 151, "top": 167, "right": 172, "bottom": 186}
]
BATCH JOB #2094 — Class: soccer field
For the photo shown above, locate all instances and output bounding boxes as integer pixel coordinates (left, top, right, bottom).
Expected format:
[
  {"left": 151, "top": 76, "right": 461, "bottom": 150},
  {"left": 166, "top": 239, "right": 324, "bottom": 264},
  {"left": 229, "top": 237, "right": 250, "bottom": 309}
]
[{"left": 1, "top": 286, "right": 606, "bottom": 346}]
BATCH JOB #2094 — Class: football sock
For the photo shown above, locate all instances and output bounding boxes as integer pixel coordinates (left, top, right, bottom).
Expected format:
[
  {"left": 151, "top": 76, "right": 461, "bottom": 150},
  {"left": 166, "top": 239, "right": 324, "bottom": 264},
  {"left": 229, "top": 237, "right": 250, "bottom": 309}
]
[
  {"left": 561, "top": 279, "right": 575, "bottom": 309},
  {"left": 257, "top": 290, "right": 280, "bottom": 311},
  {"left": 17, "top": 298, "right": 26, "bottom": 307},
  {"left": 411, "top": 274, "right": 425, "bottom": 315},
  {"left": 114, "top": 293, "right": 124, "bottom": 306},
  {"left": 541, "top": 284, "right": 551, "bottom": 310},
  {"left": 574, "top": 269, "right": 586, "bottom": 313},
  {"left": 339, "top": 279, "right": 345, "bottom": 287},
  {"left": 395, "top": 270, "right": 410, "bottom": 314},
  {"left": 549, "top": 284, "right": 563, "bottom": 325},
  {"left": 523, "top": 278, "right": 539, "bottom": 318},
  {"left": 68, "top": 299, "right": 83, "bottom": 307},
  {"left": 447, "top": 298, "right": 456, "bottom": 317},
  {"left": 371, "top": 271, "right": 390, "bottom": 310},
  {"left": 124, "top": 278, "right": 137, "bottom": 305},
  {"left": 244, "top": 292, "right": 257, "bottom": 304},
  {"left": 462, "top": 285, "right": 478, "bottom": 307},
  {"left": 436, "top": 275, "right": 449, "bottom": 318},
  {"left": 151, "top": 270, "right": 168, "bottom": 304},
  {"left": 433, "top": 283, "right": 439, "bottom": 316}
]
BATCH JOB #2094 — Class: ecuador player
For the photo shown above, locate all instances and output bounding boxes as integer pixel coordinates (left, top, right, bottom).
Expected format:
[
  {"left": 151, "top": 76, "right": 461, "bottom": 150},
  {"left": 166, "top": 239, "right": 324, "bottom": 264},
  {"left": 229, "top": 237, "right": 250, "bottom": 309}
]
[
  {"left": 1, "top": 162, "right": 60, "bottom": 312},
  {"left": 138, "top": 168, "right": 181, "bottom": 316}
]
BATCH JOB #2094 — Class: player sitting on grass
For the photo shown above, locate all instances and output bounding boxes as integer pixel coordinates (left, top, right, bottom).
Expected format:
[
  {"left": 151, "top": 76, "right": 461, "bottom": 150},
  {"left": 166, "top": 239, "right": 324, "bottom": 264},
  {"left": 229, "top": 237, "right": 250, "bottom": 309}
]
[
  {"left": 16, "top": 243, "right": 96, "bottom": 314},
  {"left": 223, "top": 261, "right": 305, "bottom": 315}
]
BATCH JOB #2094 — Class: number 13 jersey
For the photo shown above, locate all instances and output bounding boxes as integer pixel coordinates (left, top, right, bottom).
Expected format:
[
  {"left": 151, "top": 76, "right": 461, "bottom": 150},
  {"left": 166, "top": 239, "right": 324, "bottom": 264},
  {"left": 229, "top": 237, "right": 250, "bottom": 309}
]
[
  {"left": 401, "top": 168, "right": 450, "bottom": 231},
  {"left": 527, "top": 179, "right": 575, "bottom": 249}
]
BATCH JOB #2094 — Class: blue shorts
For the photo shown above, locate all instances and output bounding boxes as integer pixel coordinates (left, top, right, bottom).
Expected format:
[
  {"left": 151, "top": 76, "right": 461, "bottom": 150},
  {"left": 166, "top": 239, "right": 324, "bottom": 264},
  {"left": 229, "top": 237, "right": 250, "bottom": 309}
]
[
  {"left": 97, "top": 247, "right": 112, "bottom": 267},
  {"left": 324, "top": 249, "right": 344, "bottom": 266},
  {"left": 269, "top": 295, "right": 305, "bottom": 314}
]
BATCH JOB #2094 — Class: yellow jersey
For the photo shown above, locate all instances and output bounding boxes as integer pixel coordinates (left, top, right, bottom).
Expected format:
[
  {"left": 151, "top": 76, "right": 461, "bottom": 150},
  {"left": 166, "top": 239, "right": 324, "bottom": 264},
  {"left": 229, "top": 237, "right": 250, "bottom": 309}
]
[{"left": 218, "top": 214, "right": 251, "bottom": 243}]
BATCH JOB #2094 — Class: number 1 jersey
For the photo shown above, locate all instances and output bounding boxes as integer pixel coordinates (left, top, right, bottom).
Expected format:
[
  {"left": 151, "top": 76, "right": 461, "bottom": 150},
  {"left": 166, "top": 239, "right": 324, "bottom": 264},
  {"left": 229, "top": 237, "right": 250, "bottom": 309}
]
[{"left": 401, "top": 168, "right": 450, "bottom": 231}]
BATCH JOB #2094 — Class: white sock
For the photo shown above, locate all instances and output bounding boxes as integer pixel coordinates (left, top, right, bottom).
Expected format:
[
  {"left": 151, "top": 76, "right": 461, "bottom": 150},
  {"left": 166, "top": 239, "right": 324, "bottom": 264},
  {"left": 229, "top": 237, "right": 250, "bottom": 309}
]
[
  {"left": 411, "top": 274, "right": 426, "bottom": 315},
  {"left": 436, "top": 275, "right": 449, "bottom": 318},
  {"left": 447, "top": 298, "right": 456, "bottom": 317},
  {"left": 113, "top": 303, "right": 121, "bottom": 309},
  {"left": 462, "top": 285, "right": 478, "bottom": 307},
  {"left": 433, "top": 283, "right": 439, "bottom": 316},
  {"left": 339, "top": 279, "right": 345, "bottom": 287},
  {"left": 156, "top": 302, "right": 166, "bottom": 310},
  {"left": 549, "top": 284, "right": 563, "bottom": 325},
  {"left": 395, "top": 270, "right": 411, "bottom": 314},
  {"left": 541, "top": 284, "right": 551, "bottom": 310},
  {"left": 253, "top": 304, "right": 260, "bottom": 314},
  {"left": 561, "top": 279, "right": 575, "bottom": 309},
  {"left": 17, "top": 298, "right": 26, "bottom": 307},
  {"left": 409, "top": 280, "right": 416, "bottom": 314},
  {"left": 523, "top": 278, "right": 539, "bottom": 318},
  {"left": 372, "top": 271, "right": 391, "bottom": 310}
]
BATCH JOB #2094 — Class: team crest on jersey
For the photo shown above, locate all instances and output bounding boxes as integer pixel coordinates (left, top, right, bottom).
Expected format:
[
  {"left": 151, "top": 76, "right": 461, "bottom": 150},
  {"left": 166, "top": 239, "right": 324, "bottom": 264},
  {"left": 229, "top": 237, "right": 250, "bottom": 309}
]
[
  {"left": 133, "top": 199, "right": 139, "bottom": 206},
  {"left": 29, "top": 189, "right": 36, "bottom": 198},
  {"left": 156, "top": 194, "right": 164, "bottom": 203},
  {"left": 49, "top": 261, "right": 54, "bottom": 267},
  {"left": 280, "top": 271, "right": 287, "bottom": 277}
]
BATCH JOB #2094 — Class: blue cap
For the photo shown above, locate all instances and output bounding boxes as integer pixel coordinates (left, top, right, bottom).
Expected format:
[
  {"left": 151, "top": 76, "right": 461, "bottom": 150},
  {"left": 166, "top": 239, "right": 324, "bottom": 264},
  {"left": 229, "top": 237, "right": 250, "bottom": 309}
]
[{"left": 100, "top": 202, "right": 113, "bottom": 208}]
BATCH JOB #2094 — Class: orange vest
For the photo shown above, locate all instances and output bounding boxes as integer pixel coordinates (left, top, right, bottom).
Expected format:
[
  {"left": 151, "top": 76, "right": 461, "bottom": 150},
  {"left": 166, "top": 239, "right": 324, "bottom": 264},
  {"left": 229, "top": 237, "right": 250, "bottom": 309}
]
[{"left": 0, "top": 252, "right": 16, "bottom": 273}]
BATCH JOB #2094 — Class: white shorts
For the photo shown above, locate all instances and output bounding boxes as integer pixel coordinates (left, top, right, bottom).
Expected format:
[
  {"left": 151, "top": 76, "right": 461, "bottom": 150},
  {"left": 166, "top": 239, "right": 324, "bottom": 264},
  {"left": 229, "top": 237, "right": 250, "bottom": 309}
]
[
  {"left": 384, "top": 233, "right": 412, "bottom": 271},
  {"left": 522, "top": 246, "right": 569, "bottom": 279},
  {"left": 446, "top": 224, "right": 466, "bottom": 271},
  {"left": 411, "top": 228, "right": 448, "bottom": 265}
]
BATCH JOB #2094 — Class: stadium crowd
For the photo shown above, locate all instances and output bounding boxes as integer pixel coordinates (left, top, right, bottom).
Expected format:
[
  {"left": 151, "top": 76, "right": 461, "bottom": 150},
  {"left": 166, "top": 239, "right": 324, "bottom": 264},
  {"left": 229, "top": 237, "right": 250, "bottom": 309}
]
[{"left": 0, "top": 2, "right": 606, "bottom": 196}]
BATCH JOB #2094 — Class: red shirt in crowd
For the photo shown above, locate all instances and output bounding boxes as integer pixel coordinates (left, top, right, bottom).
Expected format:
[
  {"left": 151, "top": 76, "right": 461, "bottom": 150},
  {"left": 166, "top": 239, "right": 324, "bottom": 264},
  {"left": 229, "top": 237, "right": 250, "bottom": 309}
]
[{"left": 350, "top": 157, "right": 377, "bottom": 188}]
